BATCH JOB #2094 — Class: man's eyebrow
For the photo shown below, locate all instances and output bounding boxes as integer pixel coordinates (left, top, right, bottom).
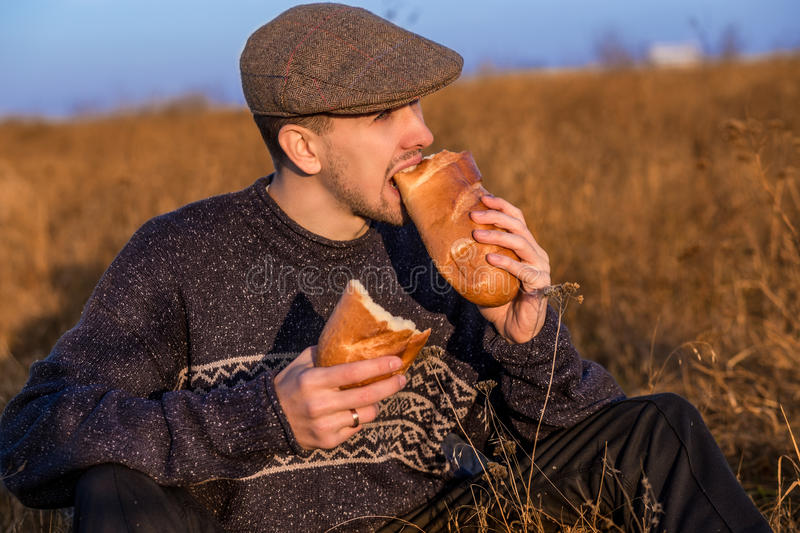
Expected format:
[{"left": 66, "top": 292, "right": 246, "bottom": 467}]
[
  {"left": 359, "top": 99, "right": 422, "bottom": 121},
  {"left": 379, "top": 99, "right": 421, "bottom": 114}
]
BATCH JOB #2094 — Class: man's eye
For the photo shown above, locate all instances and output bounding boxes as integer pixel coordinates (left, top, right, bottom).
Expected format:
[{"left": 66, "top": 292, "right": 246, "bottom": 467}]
[{"left": 374, "top": 109, "right": 390, "bottom": 121}]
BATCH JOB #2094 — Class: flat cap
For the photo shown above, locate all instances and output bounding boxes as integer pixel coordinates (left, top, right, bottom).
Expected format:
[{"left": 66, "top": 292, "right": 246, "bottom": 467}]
[{"left": 240, "top": 3, "right": 463, "bottom": 117}]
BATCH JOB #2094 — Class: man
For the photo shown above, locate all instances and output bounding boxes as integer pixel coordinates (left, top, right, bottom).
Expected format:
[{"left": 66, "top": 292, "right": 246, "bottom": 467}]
[{"left": 0, "top": 3, "right": 770, "bottom": 532}]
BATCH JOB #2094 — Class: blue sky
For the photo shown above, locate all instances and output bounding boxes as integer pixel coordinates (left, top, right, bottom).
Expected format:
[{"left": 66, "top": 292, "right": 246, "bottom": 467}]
[{"left": 1, "top": 0, "right": 798, "bottom": 117}]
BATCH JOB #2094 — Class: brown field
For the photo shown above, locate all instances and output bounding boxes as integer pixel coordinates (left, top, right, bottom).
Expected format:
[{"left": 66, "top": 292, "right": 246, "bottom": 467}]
[{"left": 1, "top": 57, "right": 799, "bottom": 531}]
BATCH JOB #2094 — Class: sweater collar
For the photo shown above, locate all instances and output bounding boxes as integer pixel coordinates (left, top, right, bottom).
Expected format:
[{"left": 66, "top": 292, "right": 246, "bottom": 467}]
[{"left": 251, "top": 175, "right": 377, "bottom": 250}]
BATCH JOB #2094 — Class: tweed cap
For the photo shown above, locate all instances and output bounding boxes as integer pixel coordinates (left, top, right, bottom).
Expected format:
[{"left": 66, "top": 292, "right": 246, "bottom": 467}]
[{"left": 240, "top": 3, "right": 463, "bottom": 117}]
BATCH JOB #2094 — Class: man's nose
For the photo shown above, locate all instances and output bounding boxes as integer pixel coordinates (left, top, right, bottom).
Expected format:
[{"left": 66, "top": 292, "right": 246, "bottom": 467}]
[{"left": 399, "top": 102, "right": 434, "bottom": 150}]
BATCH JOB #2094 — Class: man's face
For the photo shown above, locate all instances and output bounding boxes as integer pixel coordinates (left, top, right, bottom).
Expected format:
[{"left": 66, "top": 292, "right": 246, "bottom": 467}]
[{"left": 315, "top": 99, "right": 434, "bottom": 227}]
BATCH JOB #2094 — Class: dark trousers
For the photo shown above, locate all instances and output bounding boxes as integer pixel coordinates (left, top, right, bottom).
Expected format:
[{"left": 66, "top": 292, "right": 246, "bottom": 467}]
[
  {"left": 73, "top": 394, "right": 771, "bottom": 532},
  {"left": 73, "top": 464, "right": 224, "bottom": 533},
  {"left": 380, "top": 393, "right": 771, "bottom": 532}
]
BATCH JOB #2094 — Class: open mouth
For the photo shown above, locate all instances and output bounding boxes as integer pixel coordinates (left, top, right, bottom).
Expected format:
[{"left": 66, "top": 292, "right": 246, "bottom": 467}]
[
  {"left": 396, "top": 163, "right": 418, "bottom": 174},
  {"left": 392, "top": 153, "right": 424, "bottom": 177},
  {"left": 389, "top": 153, "right": 424, "bottom": 192}
]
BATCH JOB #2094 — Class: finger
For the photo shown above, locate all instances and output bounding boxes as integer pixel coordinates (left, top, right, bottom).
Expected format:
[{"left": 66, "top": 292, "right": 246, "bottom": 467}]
[
  {"left": 473, "top": 226, "right": 549, "bottom": 268},
  {"left": 472, "top": 228, "right": 538, "bottom": 261},
  {"left": 486, "top": 254, "right": 551, "bottom": 292},
  {"left": 333, "top": 403, "right": 381, "bottom": 443},
  {"left": 472, "top": 210, "right": 549, "bottom": 261},
  {"left": 310, "top": 355, "right": 403, "bottom": 389},
  {"left": 285, "top": 345, "right": 315, "bottom": 369},
  {"left": 335, "top": 373, "right": 407, "bottom": 409},
  {"left": 479, "top": 194, "right": 525, "bottom": 221},
  {"left": 343, "top": 403, "right": 380, "bottom": 429},
  {"left": 336, "top": 425, "right": 363, "bottom": 444},
  {"left": 470, "top": 208, "right": 527, "bottom": 235},
  {"left": 306, "top": 374, "right": 405, "bottom": 430},
  {"left": 274, "top": 346, "right": 316, "bottom": 390},
  {"left": 478, "top": 195, "right": 548, "bottom": 249}
]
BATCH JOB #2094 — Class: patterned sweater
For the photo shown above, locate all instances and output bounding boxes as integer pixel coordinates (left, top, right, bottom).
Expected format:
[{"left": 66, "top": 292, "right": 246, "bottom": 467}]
[{"left": 0, "top": 176, "right": 624, "bottom": 532}]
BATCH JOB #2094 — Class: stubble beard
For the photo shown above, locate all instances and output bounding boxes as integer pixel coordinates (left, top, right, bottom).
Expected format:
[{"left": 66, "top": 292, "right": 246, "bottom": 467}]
[{"left": 322, "top": 151, "right": 409, "bottom": 227}]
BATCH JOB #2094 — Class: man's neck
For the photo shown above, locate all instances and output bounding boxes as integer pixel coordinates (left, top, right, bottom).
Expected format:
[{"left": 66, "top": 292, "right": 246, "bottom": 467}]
[{"left": 266, "top": 169, "right": 370, "bottom": 241}]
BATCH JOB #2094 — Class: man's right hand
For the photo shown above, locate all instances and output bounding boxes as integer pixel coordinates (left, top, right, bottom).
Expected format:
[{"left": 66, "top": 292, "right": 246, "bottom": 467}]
[{"left": 273, "top": 346, "right": 407, "bottom": 450}]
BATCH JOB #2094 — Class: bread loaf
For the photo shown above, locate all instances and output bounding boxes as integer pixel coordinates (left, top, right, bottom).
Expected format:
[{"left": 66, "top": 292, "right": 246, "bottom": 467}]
[
  {"left": 315, "top": 279, "right": 431, "bottom": 388},
  {"left": 393, "top": 150, "right": 520, "bottom": 307}
]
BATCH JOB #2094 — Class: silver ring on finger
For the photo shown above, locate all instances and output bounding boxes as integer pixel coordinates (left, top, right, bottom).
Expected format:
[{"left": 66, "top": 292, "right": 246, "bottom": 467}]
[{"left": 349, "top": 408, "right": 360, "bottom": 428}]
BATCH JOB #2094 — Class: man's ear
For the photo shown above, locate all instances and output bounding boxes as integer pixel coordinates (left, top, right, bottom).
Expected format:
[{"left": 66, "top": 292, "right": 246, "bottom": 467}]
[{"left": 277, "top": 125, "right": 322, "bottom": 175}]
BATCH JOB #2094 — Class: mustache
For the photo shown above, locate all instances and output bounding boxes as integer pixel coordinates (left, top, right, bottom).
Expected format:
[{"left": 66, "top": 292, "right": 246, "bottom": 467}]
[{"left": 385, "top": 149, "right": 422, "bottom": 178}]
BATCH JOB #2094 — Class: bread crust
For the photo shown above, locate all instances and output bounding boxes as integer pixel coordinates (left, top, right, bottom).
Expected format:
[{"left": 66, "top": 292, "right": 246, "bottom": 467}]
[
  {"left": 393, "top": 150, "right": 520, "bottom": 307},
  {"left": 315, "top": 280, "right": 431, "bottom": 388}
]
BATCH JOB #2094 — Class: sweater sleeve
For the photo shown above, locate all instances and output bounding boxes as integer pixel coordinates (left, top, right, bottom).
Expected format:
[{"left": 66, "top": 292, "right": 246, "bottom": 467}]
[
  {"left": 481, "top": 304, "right": 626, "bottom": 442},
  {"left": 0, "top": 219, "right": 299, "bottom": 509}
]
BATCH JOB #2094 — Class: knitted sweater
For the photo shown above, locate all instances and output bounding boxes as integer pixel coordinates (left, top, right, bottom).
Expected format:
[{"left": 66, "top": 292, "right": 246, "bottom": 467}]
[{"left": 0, "top": 176, "right": 624, "bottom": 532}]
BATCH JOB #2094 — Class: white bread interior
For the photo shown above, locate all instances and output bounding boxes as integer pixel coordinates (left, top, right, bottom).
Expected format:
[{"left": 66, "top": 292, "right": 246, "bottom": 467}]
[
  {"left": 315, "top": 279, "right": 432, "bottom": 387},
  {"left": 348, "top": 279, "right": 421, "bottom": 333}
]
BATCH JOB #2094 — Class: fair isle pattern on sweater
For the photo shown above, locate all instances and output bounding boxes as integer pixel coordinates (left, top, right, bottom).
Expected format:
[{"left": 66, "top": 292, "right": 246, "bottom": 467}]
[
  {"left": 178, "top": 348, "right": 478, "bottom": 479},
  {"left": 174, "top": 352, "right": 296, "bottom": 392}
]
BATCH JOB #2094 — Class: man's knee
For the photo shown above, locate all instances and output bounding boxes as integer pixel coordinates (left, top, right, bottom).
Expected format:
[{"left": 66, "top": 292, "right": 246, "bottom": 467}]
[
  {"left": 646, "top": 392, "right": 700, "bottom": 415},
  {"left": 75, "top": 463, "right": 154, "bottom": 500},
  {"left": 76, "top": 463, "right": 122, "bottom": 498},
  {"left": 74, "top": 464, "right": 223, "bottom": 533},
  {"left": 74, "top": 464, "right": 150, "bottom": 532},
  {"left": 640, "top": 392, "right": 703, "bottom": 428},
  {"left": 626, "top": 392, "right": 713, "bottom": 456}
]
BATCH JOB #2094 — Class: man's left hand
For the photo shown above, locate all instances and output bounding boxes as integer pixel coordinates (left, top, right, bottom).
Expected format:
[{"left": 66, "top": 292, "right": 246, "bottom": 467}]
[{"left": 470, "top": 194, "right": 551, "bottom": 344}]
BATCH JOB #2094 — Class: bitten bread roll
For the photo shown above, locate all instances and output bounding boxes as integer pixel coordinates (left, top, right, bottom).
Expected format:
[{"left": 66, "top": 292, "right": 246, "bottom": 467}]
[
  {"left": 315, "top": 279, "right": 431, "bottom": 388},
  {"left": 393, "top": 150, "right": 520, "bottom": 307}
]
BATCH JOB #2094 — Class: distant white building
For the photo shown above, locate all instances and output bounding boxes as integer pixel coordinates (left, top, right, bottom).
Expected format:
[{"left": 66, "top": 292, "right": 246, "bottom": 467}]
[{"left": 647, "top": 42, "right": 703, "bottom": 67}]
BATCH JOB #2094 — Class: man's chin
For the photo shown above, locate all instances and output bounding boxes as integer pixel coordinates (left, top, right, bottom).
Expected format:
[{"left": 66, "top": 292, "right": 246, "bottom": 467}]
[
  {"left": 389, "top": 210, "right": 411, "bottom": 227},
  {"left": 366, "top": 206, "right": 409, "bottom": 227},
  {"left": 373, "top": 212, "right": 408, "bottom": 227}
]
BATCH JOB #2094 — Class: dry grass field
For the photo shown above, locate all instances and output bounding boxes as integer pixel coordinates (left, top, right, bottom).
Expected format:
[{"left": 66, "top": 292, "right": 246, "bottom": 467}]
[{"left": 1, "top": 57, "right": 799, "bottom": 531}]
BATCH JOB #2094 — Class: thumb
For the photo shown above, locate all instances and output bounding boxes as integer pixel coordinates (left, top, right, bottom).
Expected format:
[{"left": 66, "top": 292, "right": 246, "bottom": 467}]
[{"left": 284, "top": 345, "right": 316, "bottom": 372}]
